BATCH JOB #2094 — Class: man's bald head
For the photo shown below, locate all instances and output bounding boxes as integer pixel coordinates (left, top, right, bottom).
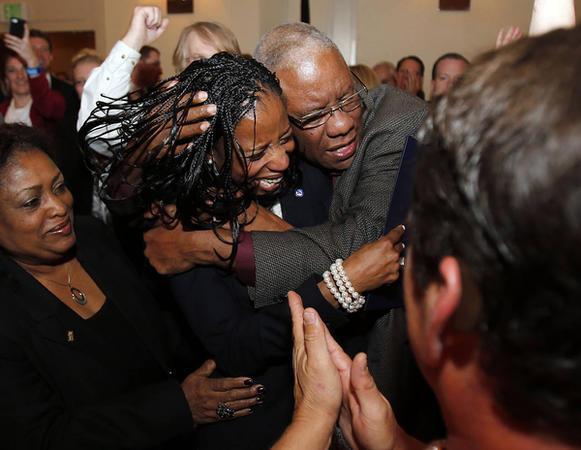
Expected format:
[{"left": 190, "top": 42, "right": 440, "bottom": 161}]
[{"left": 254, "top": 23, "right": 340, "bottom": 72}]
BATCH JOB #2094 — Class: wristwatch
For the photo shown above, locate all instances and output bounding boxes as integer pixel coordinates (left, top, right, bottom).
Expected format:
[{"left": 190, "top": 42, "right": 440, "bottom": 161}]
[{"left": 26, "top": 67, "right": 43, "bottom": 77}]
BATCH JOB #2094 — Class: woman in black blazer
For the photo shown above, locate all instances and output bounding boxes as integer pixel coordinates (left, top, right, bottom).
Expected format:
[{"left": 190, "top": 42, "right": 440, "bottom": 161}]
[{"left": 0, "top": 124, "right": 262, "bottom": 450}]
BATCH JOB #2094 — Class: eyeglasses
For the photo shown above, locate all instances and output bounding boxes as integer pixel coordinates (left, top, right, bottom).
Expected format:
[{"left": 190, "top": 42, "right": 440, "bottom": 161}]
[{"left": 288, "top": 73, "right": 368, "bottom": 130}]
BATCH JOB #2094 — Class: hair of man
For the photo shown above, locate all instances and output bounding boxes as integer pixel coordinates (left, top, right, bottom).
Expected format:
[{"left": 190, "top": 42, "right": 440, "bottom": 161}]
[
  {"left": 254, "top": 22, "right": 340, "bottom": 72},
  {"left": 431, "top": 52, "right": 470, "bottom": 80},
  {"left": 411, "top": 25, "right": 581, "bottom": 446}
]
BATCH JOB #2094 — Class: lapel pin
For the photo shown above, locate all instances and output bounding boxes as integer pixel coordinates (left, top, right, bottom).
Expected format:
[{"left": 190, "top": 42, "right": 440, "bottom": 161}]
[
  {"left": 66, "top": 330, "right": 75, "bottom": 342},
  {"left": 294, "top": 188, "right": 304, "bottom": 198}
]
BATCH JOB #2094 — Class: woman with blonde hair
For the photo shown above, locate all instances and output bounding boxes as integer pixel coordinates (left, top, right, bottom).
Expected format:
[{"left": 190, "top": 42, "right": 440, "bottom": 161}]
[
  {"left": 350, "top": 64, "right": 380, "bottom": 90},
  {"left": 172, "top": 22, "right": 241, "bottom": 72},
  {"left": 71, "top": 49, "right": 103, "bottom": 98}
]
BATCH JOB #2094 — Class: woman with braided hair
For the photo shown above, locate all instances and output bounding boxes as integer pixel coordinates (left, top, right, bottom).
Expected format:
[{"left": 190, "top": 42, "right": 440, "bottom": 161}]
[
  {"left": 80, "top": 51, "right": 304, "bottom": 449},
  {"left": 80, "top": 52, "right": 296, "bottom": 256}
]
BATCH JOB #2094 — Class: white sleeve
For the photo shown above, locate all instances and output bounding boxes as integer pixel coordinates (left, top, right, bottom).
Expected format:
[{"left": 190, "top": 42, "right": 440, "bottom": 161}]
[
  {"left": 529, "top": 0, "right": 576, "bottom": 36},
  {"left": 77, "top": 40, "right": 140, "bottom": 152}
]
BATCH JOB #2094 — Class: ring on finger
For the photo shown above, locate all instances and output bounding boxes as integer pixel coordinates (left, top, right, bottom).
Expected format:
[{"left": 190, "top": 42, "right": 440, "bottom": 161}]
[
  {"left": 399, "top": 256, "right": 405, "bottom": 268},
  {"left": 216, "top": 401, "right": 235, "bottom": 420}
]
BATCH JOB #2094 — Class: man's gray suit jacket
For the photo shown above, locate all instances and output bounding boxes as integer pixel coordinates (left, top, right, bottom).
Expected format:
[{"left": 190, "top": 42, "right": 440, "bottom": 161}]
[{"left": 251, "top": 84, "right": 428, "bottom": 307}]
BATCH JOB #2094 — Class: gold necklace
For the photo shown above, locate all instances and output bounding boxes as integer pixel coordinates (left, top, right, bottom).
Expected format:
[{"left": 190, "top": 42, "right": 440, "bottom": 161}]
[{"left": 42, "top": 263, "right": 88, "bottom": 306}]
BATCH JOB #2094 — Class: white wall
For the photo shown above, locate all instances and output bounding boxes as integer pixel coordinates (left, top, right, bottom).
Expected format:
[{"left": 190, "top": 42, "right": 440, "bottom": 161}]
[{"left": 3, "top": 0, "right": 580, "bottom": 84}]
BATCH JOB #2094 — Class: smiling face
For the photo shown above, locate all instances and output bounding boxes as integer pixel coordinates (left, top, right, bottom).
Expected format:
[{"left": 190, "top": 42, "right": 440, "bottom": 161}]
[
  {"left": 0, "top": 149, "right": 75, "bottom": 265},
  {"left": 4, "top": 56, "right": 30, "bottom": 97},
  {"left": 228, "top": 89, "right": 294, "bottom": 196},
  {"left": 278, "top": 49, "right": 363, "bottom": 173}
]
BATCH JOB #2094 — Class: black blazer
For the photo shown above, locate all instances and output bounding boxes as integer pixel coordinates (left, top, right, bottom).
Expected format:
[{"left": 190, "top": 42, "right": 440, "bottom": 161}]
[
  {"left": 0, "top": 216, "right": 194, "bottom": 450},
  {"left": 49, "top": 76, "right": 93, "bottom": 215},
  {"left": 50, "top": 76, "right": 80, "bottom": 116},
  {"left": 170, "top": 161, "right": 345, "bottom": 449}
]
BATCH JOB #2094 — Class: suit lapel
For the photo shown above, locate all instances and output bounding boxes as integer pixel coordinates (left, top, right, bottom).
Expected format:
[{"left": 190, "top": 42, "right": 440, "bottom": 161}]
[{"left": 281, "top": 160, "right": 333, "bottom": 227}]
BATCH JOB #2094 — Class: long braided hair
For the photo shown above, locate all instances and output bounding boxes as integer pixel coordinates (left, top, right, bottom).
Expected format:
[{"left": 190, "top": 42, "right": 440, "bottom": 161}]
[{"left": 79, "top": 52, "right": 298, "bottom": 260}]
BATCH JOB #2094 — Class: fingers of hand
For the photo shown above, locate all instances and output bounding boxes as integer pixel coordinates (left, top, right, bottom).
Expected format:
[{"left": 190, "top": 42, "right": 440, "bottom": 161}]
[
  {"left": 218, "top": 385, "right": 262, "bottom": 403},
  {"left": 350, "top": 353, "right": 380, "bottom": 397},
  {"left": 184, "top": 102, "right": 216, "bottom": 123},
  {"left": 288, "top": 291, "right": 306, "bottom": 346},
  {"left": 213, "top": 375, "right": 260, "bottom": 392},
  {"left": 223, "top": 395, "right": 263, "bottom": 412},
  {"left": 193, "top": 359, "right": 217, "bottom": 377},
  {"left": 496, "top": 28, "right": 507, "bottom": 48},
  {"left": 158, "top": 18, "right": 170, "bottom": 35},
  {"left": 385, "top": 224, "right": 405, "bottom": 244},
  {"left": 303, "top": 308, "right": 334, "bottom": 369},
  {"left": 393, "top": 241, "right": 405, "bottom": 253}
]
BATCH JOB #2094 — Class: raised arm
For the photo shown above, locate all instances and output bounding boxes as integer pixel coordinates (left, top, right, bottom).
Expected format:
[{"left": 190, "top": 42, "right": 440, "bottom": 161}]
[{"left": 77, "top": 6, "right": 168, "bottom": 136}]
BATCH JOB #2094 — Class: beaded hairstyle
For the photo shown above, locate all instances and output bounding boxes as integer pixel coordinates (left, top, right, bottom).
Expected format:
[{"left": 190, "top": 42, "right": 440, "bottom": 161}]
[{"left": 79, "top": 52, "right": 296, "bottom": 259}]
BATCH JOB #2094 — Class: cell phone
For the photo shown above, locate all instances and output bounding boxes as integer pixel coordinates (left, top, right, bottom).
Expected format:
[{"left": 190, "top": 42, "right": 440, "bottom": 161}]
[{"left": 9, "top": 17, "right": 26, "bottom": 39}]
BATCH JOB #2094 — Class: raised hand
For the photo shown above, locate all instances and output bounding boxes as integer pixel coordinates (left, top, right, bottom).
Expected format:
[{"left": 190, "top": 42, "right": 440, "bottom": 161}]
[
  {"left": 180, "top": 359, "right": 263, "bottom": 424},
  {"left": 495, "top": 26, "right": 524, "bottom": 48},
  {"left": 122, "top": 6, "right": 169, "bottom": 51},
  {"left": 3, "top": 24, "right": 39, "bottom": 69}
]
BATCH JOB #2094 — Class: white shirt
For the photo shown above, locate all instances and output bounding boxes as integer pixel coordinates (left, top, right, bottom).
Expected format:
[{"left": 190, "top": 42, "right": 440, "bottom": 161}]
[
  {"left": 5, "top": 98, "right": 32, "bottom": 126},
  {"left": 77, "top": 40, "right": 140, "bottom": 151},
  {"left": 77, "top": 40, "right": 139, "bottom": 223}
]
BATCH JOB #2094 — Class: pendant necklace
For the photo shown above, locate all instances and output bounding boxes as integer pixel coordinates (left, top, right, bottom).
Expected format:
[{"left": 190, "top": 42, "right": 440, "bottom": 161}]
[{"left": 43, "top": 263, "right": 88, "bottom": 306}]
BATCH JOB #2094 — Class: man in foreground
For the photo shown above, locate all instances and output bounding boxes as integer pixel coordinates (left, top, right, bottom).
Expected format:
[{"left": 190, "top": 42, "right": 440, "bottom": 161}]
[{"left": 276, "top": 23, "right": 581, "bottom": 450}]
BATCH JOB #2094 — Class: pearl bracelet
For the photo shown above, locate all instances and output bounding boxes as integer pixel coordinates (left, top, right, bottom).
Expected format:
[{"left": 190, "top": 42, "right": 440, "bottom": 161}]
[{"left": 323, "top": 258, "right": 365, "bottom": 313}]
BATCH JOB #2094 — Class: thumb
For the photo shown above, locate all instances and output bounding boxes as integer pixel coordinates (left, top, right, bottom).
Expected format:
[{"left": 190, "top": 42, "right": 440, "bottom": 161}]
[
  {"left": 350, "top": 353, "right": 381, "bottom": 401},
  {"left": 194, "top": 359, "right": 217, "bottom": 377},
  {"left": 385, "top": 224, "right": 405, "bottom": 244},
  {"left": 303, "top": 308, "right": 332, "bottom": 366},
  {"left": 158, "top": 18, "right": 170, "bottom": 36}
]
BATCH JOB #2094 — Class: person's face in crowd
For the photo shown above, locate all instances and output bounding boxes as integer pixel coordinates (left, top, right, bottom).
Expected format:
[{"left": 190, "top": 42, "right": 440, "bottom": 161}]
[
  {"left": 396, "top": 58, "right": 423, "bottom": 94},
  {"left": 184, "top": 32, "right": 220, "bottom": 66},
  {"left": 0, "top": 149, "right": 75, "bottom": 265},
  {"left": 278, "top": 49, "right": 363, "bottom": 173},
  {"left": 227, "top": 90, "right": 295, "bottom": 195},
  {"left": 30, "top": 37, "right": 53, "bottom": 70},
  {"left": 374, "top": 63, "right": 396, "bottom": 85},
  {"left": 4, "top": 57, "right": 30, "bottom": 96},
  {"left": 73, "top": 60, "right": 100, "bottom": 98},
  {"left": 431, "top": 58, "right": 469, "bottom": 98}
]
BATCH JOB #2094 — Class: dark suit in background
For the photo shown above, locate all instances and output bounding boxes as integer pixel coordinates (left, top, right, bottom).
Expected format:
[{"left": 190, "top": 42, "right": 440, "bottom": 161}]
[
  {"left": 0, "top": 217, "right": 195, "bottom": 450},
  {"left": 50, "top": 76, "right": 93, "bottom": 215}
]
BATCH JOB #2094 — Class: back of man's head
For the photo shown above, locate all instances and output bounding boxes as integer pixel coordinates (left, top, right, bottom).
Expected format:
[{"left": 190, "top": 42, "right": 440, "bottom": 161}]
[
  {"left": 254, "top": 23, "right": 340, "bottom": 71},
  {"left": 412, "top": 24, "right": 581, "bottom": 446}
]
